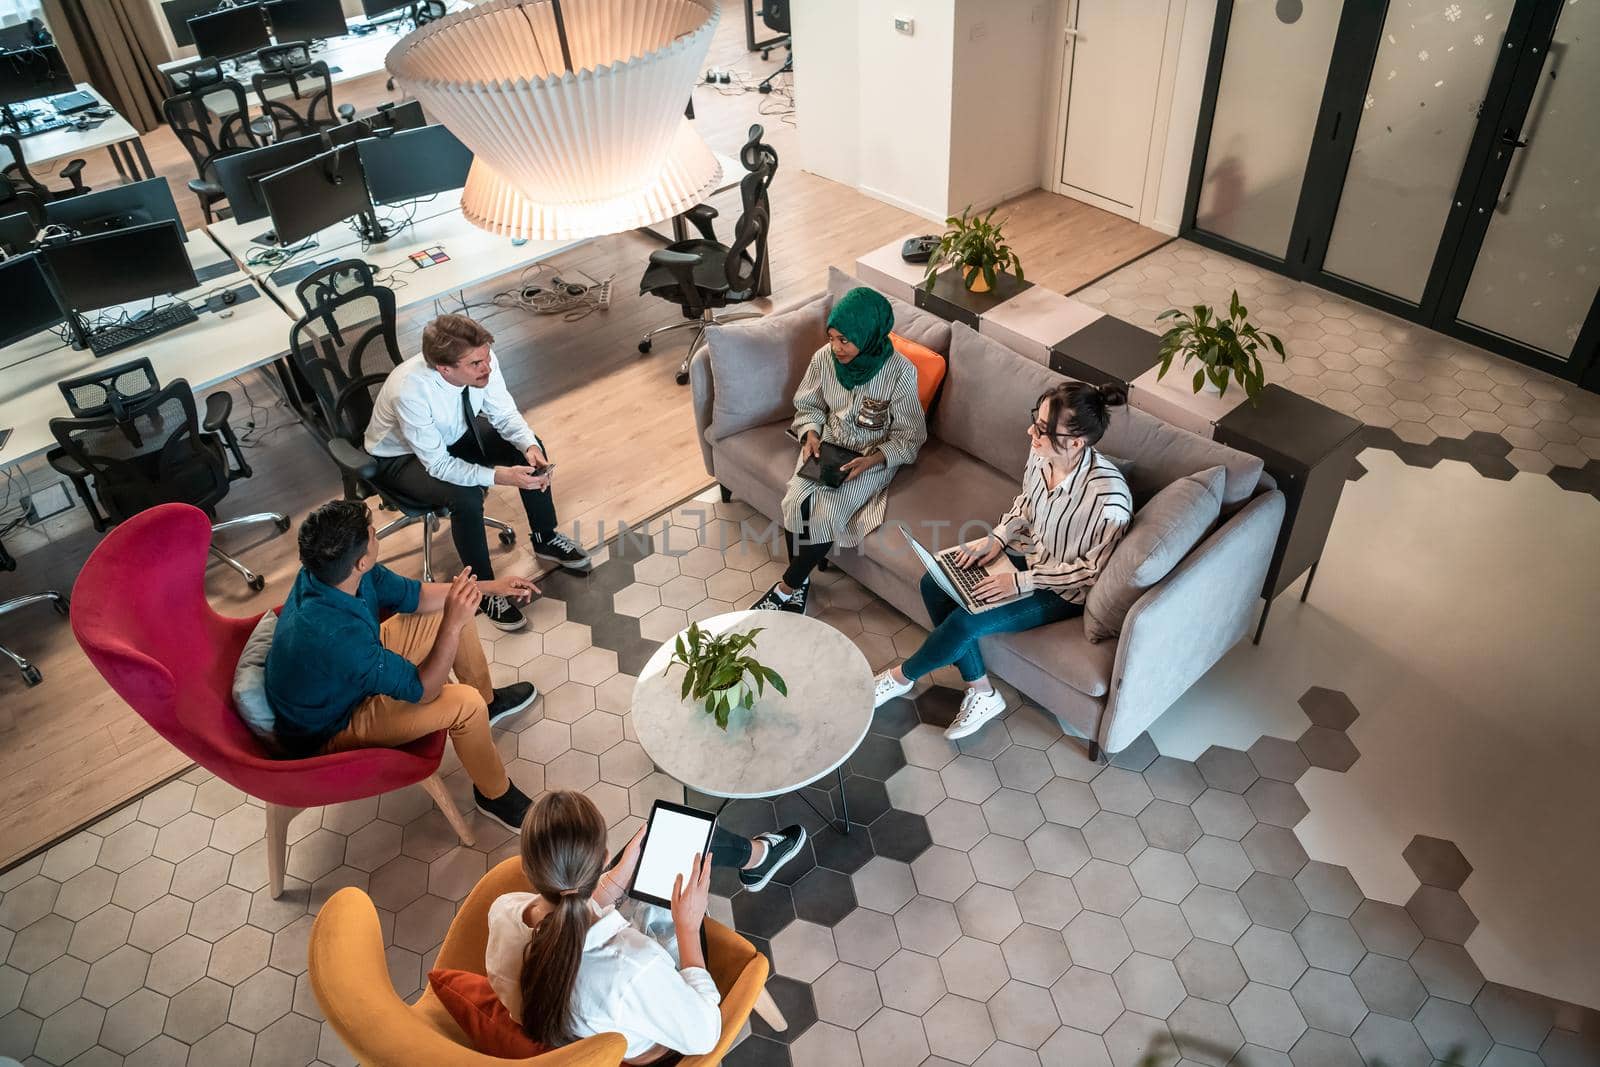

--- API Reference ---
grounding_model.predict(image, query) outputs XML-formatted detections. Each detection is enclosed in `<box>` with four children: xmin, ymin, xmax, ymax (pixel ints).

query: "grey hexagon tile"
<box><xmin>1123</xmin><ymin>897</ymin><xmax>1192</xmax><ymax>961</ymax></box>
<box><xmin>1187</xmin><ymin>836</ymin><xmax>1253</xmax><ymax>892</ymax></box>
<box><xmin>1130</xmin><ymin>849</ymin><xmax>1197</xmax><ymax>905</ymax></box>
<box><xmin>1180</xmin><ymin>885</ymin><xmax>1251</xmax><ymax>946</ymax></box>
<box><xmin>1406</xmin><ymin>885</ymin><xmax>1478</xmax><ymax>945</ymax></box>
<box><xmin>33</xmin><ymin>996</ymin><xmax>104</xmax><ymax>1064</ymax></box>
<box><xmin>1246</xmin><ymin>737</ymin><xmax>1308</xmax><ymax>784</ymax></box>
<box><xmin>1238</xmin><ymin>873</ymin><xmax>1308</xmax><ymax>932</ymax></box>
<box><xmin>1136</xmin><ymin>801</ymin><xmax>1203</xmax><ymax>853</ymax></box>
<box><xmin>1191</xmin><ymin>790</ymin><xmax>1256</xmax><ymax>841</ymax></box>
<box><xmin>1241</xmin><ymin>780</ymin><xmax>1307</xmax><ymax>828</ymax></box>
<box><xmin>857</xmin><ymin>1006</ymin><xmax>930</xmax><ymax>1063</ymax></box>
<box><xmin>1416</xmin><ymin>995</ymin><xmax>1494</xmax><ymax>1064</ymax></box>
<box><xmin>1144</xmin><ymin>758</ymin><xmax>1206</xmax><ymax>806</ymax></box>
<box><xmin>1353</xmin><ymin>1013</ymin><xmax>1431</xmax><ymax>1066</ymax></box>
<box><xmin>1196</xmin><ymin>747</ymin><xmax>1258</xmax><ymax>794</ymax></box>
<box><xmin>1040</xmin><ymin>1024</ymin><xmax>1113</xmax><ymax>1066</ymax></box>
<box><xmin>895</xmin><ymin>896</ymin><xmax>962</xmax><ymax>957</ymax></box>
<box><xmin>1025</xmin><ymin>824</ymin><xmax>1090</xmax><ymax>879</ymax></box>
<box><xmin>1170</xmin><ymin>995</ymin><xmax>1245</xmax><ymax>1066</ymax></box>
<box><xmin>878</xmin><ymin>947</ymin><xmax>947</xmax><ymax>1015</ymax></box>
<box><xmin>1293</xmin><ymin>913</ymin><xmax>1367</xmax><ymax>975</ymax></box>
<box><xmin>925</xmin><ymin>991</ymin><xmax>997</xmax><ymax>1062</ymax></box>
<box><xmin>853</xmin><ymin>857</ymin><xmax>916</xmax><ymax>915</ymax></box>
<box><xmin>22</xmin><ymin>955</ymin><xmax>89</xmax><ymax>1018</ymax></box>
<box><xmin>1038</xmin><ymin>778</ymin><xmax>1100</xmax><ymax>828</ymax></box>
<box><xmin>1352</xmin><ymin>899</ymin><xmax>1424</xmax><ymax>959</ymax></box>
<box><xmin>913</xmin><ymin>846</ymin><xmax>978</xmax><ymax>904</ymax></box>
<box><xmin>1473</xmin><ymin>982</ymin><xmax>1558</xmax><ymax>1051</ymax></box>
<box><xmin>1353</xmin><ymin>953</ymin><xmax>1427</xmax><ymax>1020</ymax></box>
<box><xmin>1083</xmin><ymin>811</ymin><xmax>1147</xmax><ymax>866</ymax></box>
<box><xmin>988</xmin><ymin>979</ymin><xmax>1058</xmax><ymax>1050</ymax></box>
<box><xmin>1298</xmin><ymin>688</ymin><xmax>1358</xmax><ymax>731</ymax></box>
<box><xmin>1240</xmin><ymin>825</ymin><xmax>1307</xmax><ymax>879</ymax></box>
<box><xmin>813</xmin><ymin>961</ymin><xmax>881</xmax><ymax>1028</ymax></box>
<box><xmin>969</xmin><ymin>835</ymin><xmax>1035</xmax><ymax>892</ymax></box>
<box><xmin>1235</xmin><ymin>925</ymin><xmax>1308</xmax><ymax>990</ymax></box>
<box><xmin>1113</xmin><ymin>952</ymin><xmax>1185</xmax><ymax>1019</ymax></box>
<box><xmin>1295</xmin><ymin>862</ymin><xmax>1363</xmax><ymax>919</ymax></box>
<box><xmin>831</xmin><ymin>908</ymin><xmax>899</xmax><ymax>970</ymax></box>
<box><xmin>1013</xmin><ymin>872</ymin><xmax>1081</xmax><ymax>931</ymax></box>
<box><xmin>165</xmin><ymin>975</ymin><xmax>230</xmax><ymax>1042</ymax></box>
<box><xmin>1104</xmin><ymin>1009</ymin><xmax>1174</xmax><ymax>1067</ymax></box>
<box><xmin>1410</xmin><ymin>938</ymin><xmax>1485</xmax><ymax>1004</ymax></box>
<box><xmin>1074</xmin><ymin>859</ymin><xmax>1139</xmax><ymax>917</ymax></box>
<box><xmin>1064</xmin><ymin>911</ymin><xmax>1133</xmax><ymax>973</ymax></box>
<box><xmin>1232</xmin><ymin>982</ymin><xmax>1307</xmax><ymax>1052</ymax></box>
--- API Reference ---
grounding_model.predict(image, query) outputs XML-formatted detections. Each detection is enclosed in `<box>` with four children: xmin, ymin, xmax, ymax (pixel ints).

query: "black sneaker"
<box><xmin>739</xmin><ymin>825</ymin><xmax>808</xmax><ymax>892</ymax></box>
<box><xmin>750</xmin><ymin>579</ymin><xmax>808</xmax><ymax>614</ymax></box>
<box><xmin>474</xmin><ymin>781</ymin><xmax>532</xmax><ymax>831</ymax></box>
<box><xmin>479</xmin><ymin>594</ymin><xmax>526</xmax><ymax>631</ymax></box>
<box><xmin>487</xmin><ymin>682</ymin><xmax>538</xmax><ymax>727</ymax></box>
<box><xmin>534</xmin><ymin>531</ymin><xmax>592</xmax><ymax>570</ymax></box>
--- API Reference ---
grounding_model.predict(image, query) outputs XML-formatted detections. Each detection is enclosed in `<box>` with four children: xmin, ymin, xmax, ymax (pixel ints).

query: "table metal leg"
<box><xmin>130</xmin><ymin>136</ymin><xmax>155</xmax><ymax>180</ymax></box>
<box><xmin>1252</xmin><ymin>596</ymin><xmax>1272</xmax><ymax>646</ymax></box>
<box><xmin>1300</xmin><ymin>560</ymin><xmax>1321</xmax><ymax>603</ymax></box>
<box><xmin>790</xmin><ymin>767</ymin><xmax>851</xmax><ymax>835</ymax></box>
<box><xmin>105</xmin><ymin>145</ymin><xmax>128</xmax><ymax>182</ymax></box>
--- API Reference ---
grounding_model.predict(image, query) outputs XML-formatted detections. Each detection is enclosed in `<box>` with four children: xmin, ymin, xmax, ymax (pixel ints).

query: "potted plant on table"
<box><xmin>921</xmin><ymin>205</ymin><xmax>1024</xmax><ymax>294</ymax></box>
<box><xmin>1155</xmin><ymin>289</ymin><xmax>1286</xmax><ymax>405</ymax></box>
<box><xmin>667</xmin><ymin>621</ymin><xmax>788</xmax><ymax>730</ymax></box>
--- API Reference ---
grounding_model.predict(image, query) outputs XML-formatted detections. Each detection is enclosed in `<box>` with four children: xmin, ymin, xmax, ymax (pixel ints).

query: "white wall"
<box><xmin>1149</xmin><ymin>0</ymin><xmax>1215</xmax><ymax>233</ymax></box>
<box><xmin>947</xmin><ymin>0</ymin><xmax>1054</xmax><ymax>215</ymax></box>
<box><xmin>792</xmin><ymin>0</ymin><xmax>957</xmax><ymax>221</ymax></box>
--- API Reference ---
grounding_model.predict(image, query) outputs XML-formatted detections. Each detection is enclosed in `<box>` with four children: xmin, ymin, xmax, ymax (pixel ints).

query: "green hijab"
<box><xmin>827</xmin><ymin>287</ymin><xmax>896</xmax><ymax>390</ymax></box>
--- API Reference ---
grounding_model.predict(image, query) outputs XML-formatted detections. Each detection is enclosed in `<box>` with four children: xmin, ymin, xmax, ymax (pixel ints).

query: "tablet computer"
<box><xmin>627</xmin><ymin>800</ymin><xmax>717</xmax><ymax>908</ymax></box>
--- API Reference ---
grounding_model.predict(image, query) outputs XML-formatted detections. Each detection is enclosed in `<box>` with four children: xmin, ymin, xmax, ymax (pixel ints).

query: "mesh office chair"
<box><xmin>1</xmin><ymin>131</ymin><xmax>89</xmax><ymax>202</ymax></box>
<box><xmin>0</xmin><ymin>538</ymin><xmax>68</xmax><ymax>687</ymax></box>
<box><xmin>163</xmin><ymin>72</ymin><xmax>266</xmax><ymax>223</ymax></box>
<box><xmin>757</xmin><ymin>0</ymin><xmax>792</xmax><ymax>91</ymax></box>
<box><xmin>287</xmin><ymin>261</ymin><xmax>516</xmax><ymax>580</ymax></box>
<box><xmin>251</xmin><ymin>44</ymin><xmax>356</xmax><ymax>141</ymax></box>
<box><xmin>45</xmin><ymin>358</ymin><xmax>289</xmax><ymax>591</ymax></box>
<box><xmin>639</xmin><ymin>124</ymin><xmax>777</xmax><ymax>385</ymax></box>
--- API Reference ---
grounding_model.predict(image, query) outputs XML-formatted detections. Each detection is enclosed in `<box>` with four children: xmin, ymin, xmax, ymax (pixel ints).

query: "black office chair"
<box><xmin>0</xmin><ymin>538</ymin><xmax>68</xmax><ymax>688</ymax></box>
<box><xmin>287</xmin><ymin>260</ymin><xmax>516</xmax><ymax>580</ymax></box>
<box><xmin>45</xmin><ymin>358</ymin><xmax>289</xmax><ymax>591</ymax></box>
<box><xmin>639</xmin><ymin>124</ymin><xmax>777</xmax><ymax>385</ymax></box>
<box><xmin>1</xmin><ymin>132</ymin><xmax>89</xmax><ymax>202</ymax></box>
<box><xmin>757</xmin><ymin>0</ymin><xmax>792</xmax><ymax>91</ymax></box>
<box><xmin>251</xmin><ymin>44</ymin><xmax>356</xmax><ymax>141</ymax></box>
<box><xmin>0</xmin><ymin>178</ymin><xmax>46</xmax><ymax>238</ymax></box>
<box><xmin>163</xmin><ymin>74</ymin><xmax>266</xmax><ymax>223</ymax></box>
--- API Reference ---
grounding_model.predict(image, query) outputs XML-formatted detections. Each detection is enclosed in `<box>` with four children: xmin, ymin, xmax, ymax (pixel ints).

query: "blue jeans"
<box><xmin>902</xmin><ymin>567</ymin><xmax>1084</xmax><ymax>683</ymax></box>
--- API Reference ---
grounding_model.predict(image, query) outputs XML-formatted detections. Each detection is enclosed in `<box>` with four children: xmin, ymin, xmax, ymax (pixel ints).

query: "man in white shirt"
<box><xmin>365</xmin><ymin>314</ymin><xmax>590</xmax><ymax>631</ymax></box>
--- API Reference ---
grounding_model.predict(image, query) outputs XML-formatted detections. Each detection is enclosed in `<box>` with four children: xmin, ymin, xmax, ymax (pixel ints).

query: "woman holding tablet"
<box><xmin>485</xmin><ymin>792</ymin><xmax>803</xmax><ymax>1062</ymax></box>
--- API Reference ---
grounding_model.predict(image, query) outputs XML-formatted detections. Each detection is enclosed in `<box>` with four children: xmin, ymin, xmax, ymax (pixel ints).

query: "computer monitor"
<box><xmin>44</xmin><ymin>178</ymin><xmax>187</xmax><ymax>242</ymax></box>
<box><xmin>0</xmin><ymin>252</ymin><xmax>64</xmax><ymax>347</ymax></box>
<box><xmin>360</xmin><ymin>98</ymin><xmax>426</xmax><ymax>134</ymax></box>
<box><xmin>161</xmin><ymin>0</ymin><xmax>221</xmax><ymax>48</ymax></box>
<box><xmin>42</xmin><ymin>221</ymin><xmax>199</xmax><ymax>314</ymax></box>
<box><xmin>211</xmin><ymin>129</ymin><xmax>330</xmax><ymax>225</ymax></box>
<box><xmin>267</xmin><ymin>0</ymin><xmax>347</xmax><ymax>43</ymax></box>
<box><xmin>0</xmin><ymin>210</ymin><xmax>37</xmax><ymax>254</ymax></box>
<box><xmin>260</xmin><ymin>146</ymin><xmax>373</xmax><ymax>244</ymax></box>
<box><xmin>358</xmin><ymin>124</ymin><xmax>473</xmax><ymax>206</ymax></box>
<box><xmin>189</xmin><ymin>5</ymin><xmax>271</xmax><ymax>61</ymax></box>
<box><xmin>361</xmin><ymin>0</ymin><xmax>413</xmax><ymax>16</ymax></box>
<box><xmin>0</xmin><ymin>45</ymin><xmax>75</xmax><ymax>109</ymax></box>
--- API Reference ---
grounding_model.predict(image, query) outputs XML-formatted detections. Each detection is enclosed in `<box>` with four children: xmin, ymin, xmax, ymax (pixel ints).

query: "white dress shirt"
<box><xmin>995</xmin><ymin>447</ymin><xmax>1133</xmax><ymax>601</ymax></box>
<box><xmin>485</xmin><ymin>892</ymin><xmax>722</xmax><ymax>1061</ymax></box>
<box><xmin>364</xmin><ymin>351</ymin><xmax>540</xmax><ymax>488</ymax></box>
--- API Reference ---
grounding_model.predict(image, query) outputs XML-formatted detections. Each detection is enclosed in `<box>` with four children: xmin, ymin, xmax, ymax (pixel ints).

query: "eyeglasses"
<box><xmin>1028</xmin><ymin>406</ymin><xmax>1075</xmax><ymax>442</ymax></box>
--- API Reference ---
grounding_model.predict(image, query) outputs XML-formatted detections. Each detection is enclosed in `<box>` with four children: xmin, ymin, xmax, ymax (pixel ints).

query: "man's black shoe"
<box><xmin>533</xmin><ymin>531</ymin><xmax>592</xmax><ymax>570</ymax></box>
<box><xmin>751</xmin><ymin>579</ymin><xmax>808</xmax><ymax>614</ymax></box>
<box><xmin>487</xmin><ymin>682</ymin><xmax>538</xmax><ymax>727</ymax></box>
<box><xmin>739</xmin><ymin>825</ymin><xmax>808</xmax><ymax>891</ymax></box>
<box><xmin>474</xmin><ymin>781</ymin><xmax>532</xmax><ymax>831</ymax></box>
<box><xmin>479</xmin><ymin>594</ymin><xmax>526</xmax><ymax>631</ymax></box>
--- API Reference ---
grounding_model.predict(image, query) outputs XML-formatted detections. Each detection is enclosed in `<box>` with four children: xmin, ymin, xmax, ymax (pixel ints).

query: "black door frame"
<box><xmin>1180</xmin><ymin>0</ymin><xmax>1597</xmax><ymax>388</ymax></box>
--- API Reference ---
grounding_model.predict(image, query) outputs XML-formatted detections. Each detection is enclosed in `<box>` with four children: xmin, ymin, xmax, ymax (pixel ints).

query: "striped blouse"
<box><xmin>995</xmin><ymin>448</ymin><xmax>1133</xmax><ymax>602</ymax></box>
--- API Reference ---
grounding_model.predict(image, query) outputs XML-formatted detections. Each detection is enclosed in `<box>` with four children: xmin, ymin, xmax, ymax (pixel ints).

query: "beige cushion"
<box><xmin>1084</xmin><ymin>466</ymin><xmax>1225</xmax><ymax>642</ymax></box>
<box><xmin>931</xmin><ymin>322</ymin><xmax>1060</xmax><ymax>477</ymax></box>
<box><xmin>1098</xmin><ymin>405</ymin><xmax>1262</xmax><ymax>510</ymax></box>
<box><xmin>986</xmin><ymin>616</ymin><xmax>1117</xmax><ymax>699</ymax></box>
<box><xmin>232</xmin><ymin>613</ymin><xmax>280</xmax><ymax>743</ymax></box>
<box><xmin>827</xmin><ymin>266</ymin><xmax>953</xmax><ymax>354</ymax></box>
<box><xmin>706</xmin><ymin>293</ymin><xmax>832</xmax><ymax>441</ymax></box>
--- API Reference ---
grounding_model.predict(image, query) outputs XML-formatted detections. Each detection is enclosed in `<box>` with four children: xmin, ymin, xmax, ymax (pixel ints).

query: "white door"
<box><xmin>1056</xmin><ymin>0</ymin><xmax>1173</xmax><ymax>219</ymax></box>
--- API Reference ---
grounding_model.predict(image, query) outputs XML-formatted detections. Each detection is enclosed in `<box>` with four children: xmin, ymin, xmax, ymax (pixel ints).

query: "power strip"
<box><xmin>23</xmin><ymin>481</ymin><xmax>73</xmax><ymax>524</ymax></box>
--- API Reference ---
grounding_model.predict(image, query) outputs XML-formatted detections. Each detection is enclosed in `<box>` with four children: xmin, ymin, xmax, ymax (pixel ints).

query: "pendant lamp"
<box><xmin>386</xmin><ymin>0</ymin><xmax>722</xmax><ymax>241</ymax></box>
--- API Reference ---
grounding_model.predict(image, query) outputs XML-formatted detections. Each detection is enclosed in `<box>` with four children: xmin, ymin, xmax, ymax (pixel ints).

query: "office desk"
<box><xmin>0</xmin><ymin>229</ymin><xmax>297</xmax><ymax>468</ymax></box>
<box><xmin>6</xmin><ymin>84</ymin><xmax>154</xmax><ymax>183</ymax></box>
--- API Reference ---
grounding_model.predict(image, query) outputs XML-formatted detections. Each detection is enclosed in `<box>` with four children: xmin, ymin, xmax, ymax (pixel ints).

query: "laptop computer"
<box><xmin>900</xmin><ymin>528</ymin><xmax>1027</xmax><ymax>615</ymax></box>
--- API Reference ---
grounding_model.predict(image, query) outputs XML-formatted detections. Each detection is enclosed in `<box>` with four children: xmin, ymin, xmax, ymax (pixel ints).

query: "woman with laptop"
<box><xmin>750</xmin><ymin>286</ymin><xmax>928</xmax><ymax>614</ymax></box>
<box><xmin>874</xmin><ymin>382</ymin><xmax>1135</xmax><ymax>741</ymax></box>
<box><xmin>484</xmin><ymin>791</ymin><xmax>804</xmax><ymax>1062</ymax></box>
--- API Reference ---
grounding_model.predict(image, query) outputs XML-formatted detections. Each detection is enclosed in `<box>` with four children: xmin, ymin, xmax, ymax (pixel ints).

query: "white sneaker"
<box><xmin>873</xmin><ymin>670</ymin><xmax>914</xmax><ymax>708</ymax></box>
<box><xmin>944</xmin><ymin>687</ymin><xmax>1006</xmax><ymax>740</ymax></box>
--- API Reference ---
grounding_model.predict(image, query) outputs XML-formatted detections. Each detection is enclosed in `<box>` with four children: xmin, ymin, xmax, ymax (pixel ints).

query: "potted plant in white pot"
<box><xmin>1155</xmin><ymin>290</ymin><xmax>1286</xmax><ymax>404</ymax></box>
<box><xmin>921</xmin><ymin>205</ymin><xmax>1024</xmax><ymax>294</ymax></box>
<box><xmin>667</xmin><ymin>621</ymin><xmax>787</xmax><ymax>730</ymax></box>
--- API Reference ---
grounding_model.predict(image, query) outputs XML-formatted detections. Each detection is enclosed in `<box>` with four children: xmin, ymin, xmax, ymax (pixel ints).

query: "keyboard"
<box><xmin>7</xmin><ymin>113</ymin><xmax>72</xmax><ymax>138</ymax></box>
<box><xmin>87</xmin><ymin>303</ymin><xmax>199</xmax><ymax>358</ymax></box>
<box><xmin>940</xmin><ymin>553</ymin><xmax>990</xmax><ymax>599</ymax></box>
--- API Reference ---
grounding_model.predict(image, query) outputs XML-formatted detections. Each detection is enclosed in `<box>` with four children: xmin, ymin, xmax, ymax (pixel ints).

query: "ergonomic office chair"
<box><xmin>638</xmin><ymin>124</ymin><xmax>777</xmax><ymax>385</ymax></box>
<box><xmin>757</xmin><ymin>0</ymin><xmax>792</xmax><ymax>92</ymax></box>
<box><xmin>46</xmin><ymin>358</ymin><xmax>289</xmax><ymax>591</ymax></box>
<box><xmin>0</xmin><ymin>537</ymin><xmax>68</xmax><ymax>687</ymax></box>
<box><xmin>163</xmin><ymin>73</ymin><xmax>266</xmax><ymax>223</ymax></box>
<box><xmin>251</xmin><ymin>44</ymin><xmax>356</xmax><ymax>141</ymax></box>
<box><xmin>287</xmin><ymin>260</ymin><xmax>516</xmax><ymax>580</ymax></box>
<box><xmin>1</xmin><ymin>132</ymin><xmax>89</xmax><ymax>202</ymax></box>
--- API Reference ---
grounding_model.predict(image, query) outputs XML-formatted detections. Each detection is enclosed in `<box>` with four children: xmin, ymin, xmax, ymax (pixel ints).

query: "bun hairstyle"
<box><xmin>518</xmin><ymin>791</ymin><xmax>608</xmax><ymax>1047</ymax></box>
<box><xmin>1037</xmin><ymin>381</ymin><xmax>1128</xmax><ymax>448</ymax></box>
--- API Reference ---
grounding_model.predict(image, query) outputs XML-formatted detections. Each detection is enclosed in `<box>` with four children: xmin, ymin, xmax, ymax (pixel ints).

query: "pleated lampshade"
<box><xmin>386</xmin><ymin>0</ymin><xmax>722</xmax><ymax>241</ymax></box>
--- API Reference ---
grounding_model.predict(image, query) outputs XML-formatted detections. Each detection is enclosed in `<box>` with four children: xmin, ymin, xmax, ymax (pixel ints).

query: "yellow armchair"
<box><xmin>309</xmin><ymin>856</ymin><xmax>770</xmax><ymax>1067</ymax></box>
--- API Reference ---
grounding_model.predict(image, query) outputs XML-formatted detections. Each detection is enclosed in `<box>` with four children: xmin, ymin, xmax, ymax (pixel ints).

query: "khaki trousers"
<box><xmin>323</xmin><ymin>612</ymin><xmax>510</xmax><ymax>797</ymax></box>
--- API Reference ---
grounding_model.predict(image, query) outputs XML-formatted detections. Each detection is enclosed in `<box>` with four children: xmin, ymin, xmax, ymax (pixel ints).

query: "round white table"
<box><xmin>631</xmin><ymin>610</ymin><xmax>876</xmax><ymax>831</ymax></box>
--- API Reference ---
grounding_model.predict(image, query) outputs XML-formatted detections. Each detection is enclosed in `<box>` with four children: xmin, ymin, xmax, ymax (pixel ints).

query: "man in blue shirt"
<box><xmin>266</xmin><ymin>500</ymin><xmax>541</xmax><ymax>829</ymax></box>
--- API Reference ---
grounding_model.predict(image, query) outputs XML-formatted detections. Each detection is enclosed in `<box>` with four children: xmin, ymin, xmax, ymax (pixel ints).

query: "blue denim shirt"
<box><xmin>265</xmin><ymin>564</ymin><xmax>422</xmax><ymax>756</ymax></box>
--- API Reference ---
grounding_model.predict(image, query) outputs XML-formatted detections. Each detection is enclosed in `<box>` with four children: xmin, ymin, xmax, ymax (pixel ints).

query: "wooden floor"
<box><xmin>0</xmin><ymin>1</ymin><xmax>1167</xmax><ymax>869</ymax></box>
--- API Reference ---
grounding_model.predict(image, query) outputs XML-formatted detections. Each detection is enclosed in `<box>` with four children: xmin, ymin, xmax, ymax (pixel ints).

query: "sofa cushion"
<box><xmin>706</xmin><ymin>293</ymin><xmax>832</xmax><ymax>442</ymax></box>
<box><xmin>231</xmin><ymin>613</ymin><xmax>280</xmax><ymax>745</ymax></box>
<box><xmin>864</xmin><ymin>440</ymin><xmax>1022</xmax><ymax>588</ymax></box>
<box><xmin>1098</xmin><ymin>404</ymin><xmax>1263</xmax><ymax>510</ymax></box>
<box><xmin>711</xmin><ymin>421</ymin><xmax>802</xmax><ymax>502</ymax></box>
<box><xmin>890</xmin><ymin>331</ymin><xmax>946</xmax><ymax>412</ymax></box>
<box><xmin>1085</xmin><ymin>466</ymin><xmax>1225</xmax><ymax>643</ymax></box>
<box><xmin>426</xmin><ymin>968</ymin><xmax>547</xmax><ymax>1058</ymax></box>
<box><xmin>828</xmin><ymin>266</ymin><xmax>952</xmax><ymax>354</ymax></box>
<box><xmin>931</xmin><ymin>322</ymin><xmax>1060</xmax><ymax>478</ymax></box>
<box><xmin>988</xmin><ymin>615</ymin><xmax>1117</xmax><ymax>699</ymax></box>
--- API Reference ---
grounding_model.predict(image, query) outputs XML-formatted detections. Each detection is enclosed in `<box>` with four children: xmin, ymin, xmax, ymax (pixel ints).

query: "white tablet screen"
<box><xmin>634</xmin><ymin>807</ymin><xmax>714</xmax><ymax>902</ymax></box>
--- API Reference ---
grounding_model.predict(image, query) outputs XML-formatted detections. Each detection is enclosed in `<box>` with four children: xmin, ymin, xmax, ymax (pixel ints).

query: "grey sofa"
<box><xmin>688</xmin><ymin>274</ymin><xmax>1284</xmax><ymax>757</ymax></box>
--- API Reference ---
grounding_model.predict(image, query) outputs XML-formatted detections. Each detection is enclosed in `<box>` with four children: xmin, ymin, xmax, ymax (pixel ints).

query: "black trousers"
<box><xmin>373</xmin><ymin>419</ymin><xmax>557</xmax><ymax>581</ymax></box>
<box><xmin>782</xmin><ymin>496</ymin><xmax>831</xmax><ymax>589</ymax></box>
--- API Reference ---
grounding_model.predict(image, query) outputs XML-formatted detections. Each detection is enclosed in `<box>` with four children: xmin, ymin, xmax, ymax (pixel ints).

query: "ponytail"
<box><xmin>1037</xmin><ymin>380</ymin><xmax>1126</xmax><ymax>447</ymax></box>
<box><xmin>517</xmin><ymin>791</ymin><xmax>607</xmax><ymax>1047</ymax></box>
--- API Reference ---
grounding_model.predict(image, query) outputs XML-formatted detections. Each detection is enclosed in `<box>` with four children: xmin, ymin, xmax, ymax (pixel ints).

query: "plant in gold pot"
<box><xmin>667</xmin><ymin>622</ymin><xmax>787</xmax><ymax>730</ymax></box>
<box><xmin>921</xmin><ymin>205</ymin><xmax>1024</xmax><ymax>294</ymax></box>
<box><xmin>1155</xmin><ymin>290</ymin><xmax>1285</xmax><ymax>404</ymax></box>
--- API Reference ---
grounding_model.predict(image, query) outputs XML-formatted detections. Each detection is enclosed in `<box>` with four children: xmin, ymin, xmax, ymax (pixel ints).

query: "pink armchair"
<box><xmin>71</xmin><ymin>502</ymin><xmax>474</xmax><ymax>897</ymax></box>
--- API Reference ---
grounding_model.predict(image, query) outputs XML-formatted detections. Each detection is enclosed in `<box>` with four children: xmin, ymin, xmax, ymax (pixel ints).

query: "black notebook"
<box><xmin>798</xmin><ymin>441</ymin><xmax>863</xmax><ymax>489</ymax></box>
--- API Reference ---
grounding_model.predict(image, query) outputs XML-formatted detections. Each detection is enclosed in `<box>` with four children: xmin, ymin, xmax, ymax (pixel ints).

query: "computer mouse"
<box><xmin>219</xmin><ymin>308</ymin><xmax>234</xmax><ymax>319</ymax></box>
<box><xmin>221</xmin><ymin>289</ymin><xmax>238</xmax><ymax>306</ymax></box>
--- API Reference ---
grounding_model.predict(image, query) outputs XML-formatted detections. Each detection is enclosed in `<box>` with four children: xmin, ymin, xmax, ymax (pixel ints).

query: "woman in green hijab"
<box><xmin>753</xmin><ymin>287</ymin><xmax>928</xmax><ymax>613</ymax></box>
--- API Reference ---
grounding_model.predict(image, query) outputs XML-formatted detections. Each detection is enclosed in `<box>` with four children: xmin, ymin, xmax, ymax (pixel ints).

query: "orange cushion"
<box><xmin>890</xmin><ymin>331</ymin><xmax>947</xmax><ymax>412</ymax></box>
<box><xmin>428</xmin><ymin>968</ymin><xmax>549</xmax><ymax>1059</ymax></box>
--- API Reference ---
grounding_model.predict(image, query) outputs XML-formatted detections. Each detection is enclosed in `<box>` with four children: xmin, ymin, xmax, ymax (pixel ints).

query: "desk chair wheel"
<box><xmin>52</xmin><ymin>596</ymin><xmax>70</xmax><ymax>616</ymax></box>
<box><xmin>21</xmin><ymin>665</ymin><xmax>41</xmax><ymax>688</ymax></box>
<box><xmin>638</xmin><ymin>338</ymin><xmax>652</xmax><ymax>353</ymax></box>
<box><xmin>675</xmin><ymin>356</ymin><xmax>691</xmax><ymax>386</ymax></box>
<box><xmin>498</xmin><ymin>529</ymin><xmax>516</xmax><ymax>547</ymax></box>
<box><xmin>248</xmin><ymin>574</ymin><xmax>266</xmax><ymax>592</ymax></box>
<box><xmin>274</xmin><ymin>516</ymin><xmax>291</xmax><ymax>533</ymax></box>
